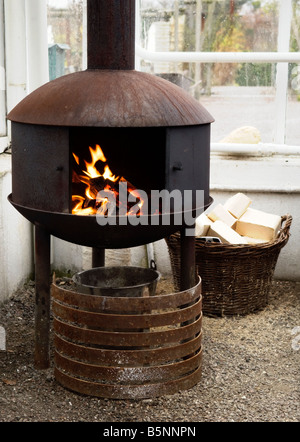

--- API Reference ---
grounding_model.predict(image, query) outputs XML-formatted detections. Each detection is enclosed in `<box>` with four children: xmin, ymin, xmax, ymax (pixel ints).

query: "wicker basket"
<box><xmin>166</xmin><ymin>214</ymin><xmax>292</xmax><ymax>317</ymax></box>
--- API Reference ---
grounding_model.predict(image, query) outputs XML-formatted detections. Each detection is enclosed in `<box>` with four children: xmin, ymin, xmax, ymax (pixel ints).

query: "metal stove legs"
<box><xmin>92</xmin><ymin>232</ymin><xmax>196</xmax><ymax>288</ymax></box>
<box><xmin>34</xmin><ymin>224</ymin><xmax>51</xmax><ymax>369</ymax></box>
<box><xmin>180</xmin><ymin>226</ymin><xmax>196</xmax><ymax>291</ymax></box>
<box><xmin>92</xmin><ymin>247</ymin><xmax>105</xmax><ymax>267</ymax></box>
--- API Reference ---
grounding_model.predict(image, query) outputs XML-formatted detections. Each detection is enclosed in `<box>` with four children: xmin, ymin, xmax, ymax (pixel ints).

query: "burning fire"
<box><xmin>72</xmin><ymin>144</ymin><xmax>145</xmax><ymax>216</ymax></box>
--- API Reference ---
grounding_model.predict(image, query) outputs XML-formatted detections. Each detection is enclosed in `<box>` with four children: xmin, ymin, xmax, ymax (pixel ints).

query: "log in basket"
<box><xmin>166</xmin><ymin>215</ymin><xmax>292</xmax><ymax>317</ymax></box>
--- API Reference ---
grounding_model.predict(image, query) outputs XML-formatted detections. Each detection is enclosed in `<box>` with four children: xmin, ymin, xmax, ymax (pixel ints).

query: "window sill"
<box><xmin>211</xmin><ymin>142</ymin><xmax>300</xmax><ymax>157</ymax></box>
<box><xmin>210</xmin><ymin>152</ymin><xmax>300</xmax><ymax>194</ymax></box>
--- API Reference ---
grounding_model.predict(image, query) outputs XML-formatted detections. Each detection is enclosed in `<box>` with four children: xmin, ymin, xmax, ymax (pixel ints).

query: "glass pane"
<box><xmin>291</xmin><ymin>0</ymin><xmax>300</xmax><ymax>52</ymax></box>
<box><xmin>199</xmin><ymin>62</ymin><xmax>277</xmax><ymax>143</ymax></box>
<box><xmin>138</xmin><ymin>1</ymin><xmax>282</xmax><ymax>95</ymax></box>
<box><xmin>288</xmin><ymin>2</ymin><xmax>300</xmax><ymax>145</ymax></box>
<box><xmin>47</xmin><ymin>0</ymin><xmax>84</xmax><ymax>79</ymax></box>
<box><xmin>287</xmin><ymin>63</ymin><xmax>300</xmax><ymax>145</ymax></box>
<box><xmin>139</xmin><ymin>0</ymin><xmax>280</xmax><ymax>54</ymax></box>
<box><xmin>138</xmin><ymin>1</ymin><xmax>300</xmax><ymax>147</ymax></box>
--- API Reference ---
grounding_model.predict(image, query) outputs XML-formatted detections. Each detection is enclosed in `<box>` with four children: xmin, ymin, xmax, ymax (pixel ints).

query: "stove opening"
<box><xmin>71</xmin><ymin>143</ymin><xmax>147</xmax><ymax>216</ymax></box>
<box><xmin>70</xmin><ymin>127</ymin><xmax>166</xmax><ymax>217</ymax></box>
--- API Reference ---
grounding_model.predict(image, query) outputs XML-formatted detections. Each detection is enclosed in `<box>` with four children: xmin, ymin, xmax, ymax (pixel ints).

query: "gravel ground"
<box><xmin>0</xmin><ymin>277</ymin><xmax>299</xmax><ymax>423</ymax></box>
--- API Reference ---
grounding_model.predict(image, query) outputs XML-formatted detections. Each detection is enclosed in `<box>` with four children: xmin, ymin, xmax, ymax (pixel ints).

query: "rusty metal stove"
<box><xmin>7</xmin><ymin>0</ymin><xmax>213</xmax><ymax>383</ymax></box>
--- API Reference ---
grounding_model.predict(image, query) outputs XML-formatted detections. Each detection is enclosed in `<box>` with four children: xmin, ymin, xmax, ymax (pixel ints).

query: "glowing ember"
<box><xmin>72</xmin><ymin>144</ymin><xmax>145</xmax><ymax>216</ymax></box>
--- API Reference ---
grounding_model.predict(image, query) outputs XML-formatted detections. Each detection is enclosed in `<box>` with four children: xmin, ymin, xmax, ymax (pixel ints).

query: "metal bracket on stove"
<box><xmin>146</xmin><ymin>243</ymin><xmax>157</xmax><ymax>270</ymax></box>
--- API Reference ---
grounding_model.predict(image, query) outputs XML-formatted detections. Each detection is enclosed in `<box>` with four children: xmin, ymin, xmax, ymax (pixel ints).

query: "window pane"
<box><xmin>47</xmin><ymin>0</ymin><xmax>84</xmax><ymax>79</ymax></box>
<box><xmin>199</xmin><ymin>63</ymin><xmax>277</xmax><ymax>143</ymax></box>
<box><xmin>139</xmin><ymin>0</ymin><xmax>280</xmax><ymax>54</ymax></box>
<box><xmin>45</xmin><ymin>1</ymin><xmax>300</xmax><ymax>147</ymax></box>
<box><xmin>288</xmin><ymin>2</ymin><xmax>300</xmax><ymax>145</ymax></box>
<box><xmin>139</xmin><ymin>1</ymin><xmax>300</xmax><ymax>147</ymax></box>
<box><xmin>286</xmin><ymin>62</ymin><xmax>300</xmax><ymax>146</ymax></box>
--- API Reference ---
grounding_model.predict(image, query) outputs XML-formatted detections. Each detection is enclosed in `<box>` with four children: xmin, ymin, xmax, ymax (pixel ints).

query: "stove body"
<box><xmin>10</xmin><ymin>119</ymin><xmax>211</xmax><ymax>249</ymax></box>
<box><xmin>7</xmin><ymin>0</ymin><xmax>213</xmax><ymax>368</ymax></box>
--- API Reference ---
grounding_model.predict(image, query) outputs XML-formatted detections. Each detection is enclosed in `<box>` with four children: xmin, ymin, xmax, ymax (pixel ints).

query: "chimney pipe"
<box><xmin>87</xmin><ymin>0</ymin><xmax>135</xmax><ymax>70</ymax></box>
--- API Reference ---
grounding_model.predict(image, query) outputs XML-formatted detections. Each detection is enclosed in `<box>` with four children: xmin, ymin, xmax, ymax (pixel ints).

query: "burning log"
<box><xmin>71</xmin><ymin>145</ymin><xmax>144</xmax><ymax>215</ymax></box>
<box><xmin>87</xmin><ymin>176</ymin><xmax>111</xmax><ymax>199</ymax></box>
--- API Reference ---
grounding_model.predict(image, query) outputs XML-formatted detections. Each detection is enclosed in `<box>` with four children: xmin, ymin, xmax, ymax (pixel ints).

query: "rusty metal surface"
<box><xmin>54</xmin><ymin>350</ymin><xmax>202</xmax><ymax>384</ymax></box>
<box><xmin>54</xmin><ymin>356</ymin><xmax>202</xmax><ymax>400</ymax></box>
<box><xmin>52</xmin><ymin>277</ymin><xmax>201</xmax><ymax>313</ymax></box>
<box><xmin>54</xmin><ymin>333</ymin><xmax>202</xmax><ymax>367</ymax></box>
<box><xmin>53</xmin><ymin>315</ymin><xmax>202</xmax><ymax>348</ymax></box>
<box><xmin>8</xmin><ymin>194</ymin><xmax>212</xmax><ymax>249</ymax></box>
<box><xmin>87</xmin><ymin>0</ymin><xmax>135</xmax><ymax>70</ymax></box>
<box><xmin>7</xmin><ymin>70</ymin><xmax>214</xmax><ymax>128</ymax></box>
<box><xmin>52</xmin><ymin>297</ymin><xmax>201</xmax><ymax>330</ymax></box>
<box><xmin>73</xmin><ymin>266</ymin><xmax>160</xmax><ymax>298</ymax></box>
<box><xmin>52</xmin><ymin>276</ymin><xmax>202</xmax><ymax>399</ymax></box>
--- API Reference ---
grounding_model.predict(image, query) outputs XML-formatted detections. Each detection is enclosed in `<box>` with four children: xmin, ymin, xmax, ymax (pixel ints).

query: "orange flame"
<box><xmin>72</xmin><ymin>144</ymin><xmax>144</xmax><ymax>216</ymax></box>
<box><xmin>72</xmin><ymin>195</ymin><xmax>96</xmax><ymax>215</ymax></box>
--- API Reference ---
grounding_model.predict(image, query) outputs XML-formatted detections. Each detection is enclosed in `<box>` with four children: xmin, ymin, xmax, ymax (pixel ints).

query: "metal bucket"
<box><xmin>52</xmin><ymin>270</ymin><xmax>202</xmax><ymax>399</ymax></box>
<box><xmin>73</xmin><ymin>266</ymin><xmax>160</xmax><ymax>297</ymax></box>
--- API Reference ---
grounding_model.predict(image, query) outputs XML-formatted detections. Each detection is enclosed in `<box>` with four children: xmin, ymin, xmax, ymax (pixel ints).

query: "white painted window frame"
<box><xmin>0</xmin><ymin>0</ymin><xmax>8</xmax><ymax>152</ymax></box>
<box><xmin>136</xmin><ymin>0</ymin><xmax>300</xmax><ymax>156</ymax></box>
<box><xmin>0</xmin><ymin>0</ymin><xmax>48</xmax><ymax>154</ymax></box>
